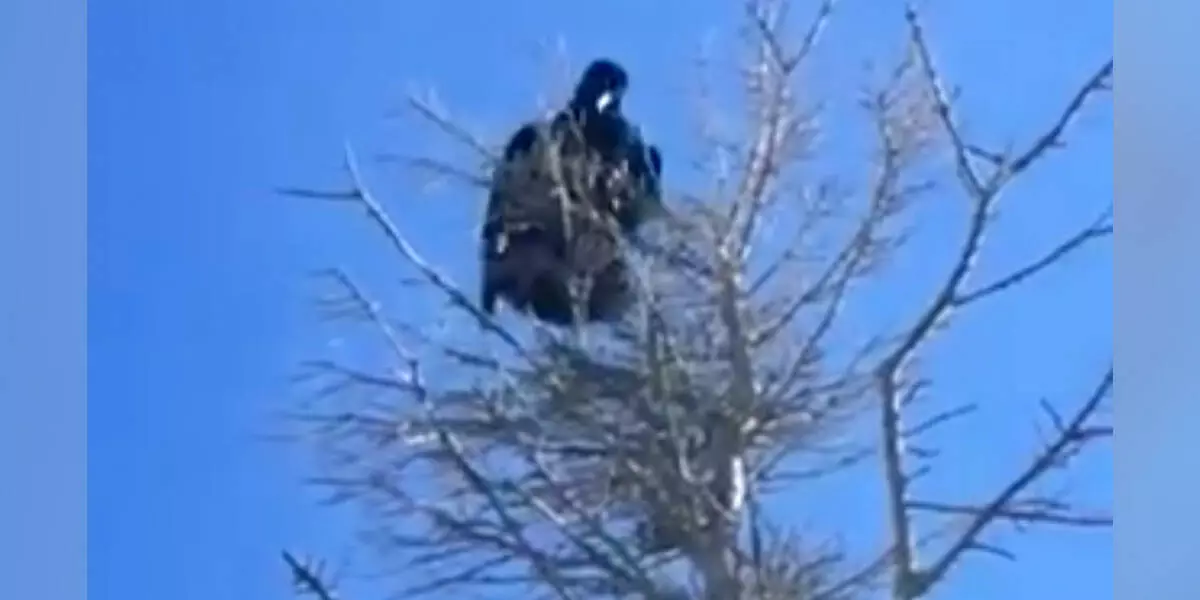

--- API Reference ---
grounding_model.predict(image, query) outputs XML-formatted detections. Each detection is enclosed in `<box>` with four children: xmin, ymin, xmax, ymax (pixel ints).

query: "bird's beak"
<box><xmin>595</xmin><ymin>91</ymin><xmax>614</xmax><ymax>113</ymax></box>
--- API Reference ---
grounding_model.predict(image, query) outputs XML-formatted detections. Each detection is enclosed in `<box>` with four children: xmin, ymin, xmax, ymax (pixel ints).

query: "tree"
<box><xmin>282</xmin><ymin>1</ymin><xmax>1112</xmax><ymax>598</ymax></box>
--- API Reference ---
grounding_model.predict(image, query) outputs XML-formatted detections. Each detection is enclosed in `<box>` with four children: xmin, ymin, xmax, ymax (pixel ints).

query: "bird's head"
<box><xmin>573</xmin><ymin>59</ymin><xmax>629</xmax><ymax>115</ymax></box>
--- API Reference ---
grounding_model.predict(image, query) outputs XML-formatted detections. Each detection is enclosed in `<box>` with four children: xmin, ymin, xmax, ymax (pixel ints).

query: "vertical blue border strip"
<box><xmin>0</xmin><ymin>0</ymin><xmax>87</xmax><ymax>597</ymax></box>
<box><xmin>1116</xmin><ymin>0</ymin><xmax>1200</xmax><ymax>599</ymax></box>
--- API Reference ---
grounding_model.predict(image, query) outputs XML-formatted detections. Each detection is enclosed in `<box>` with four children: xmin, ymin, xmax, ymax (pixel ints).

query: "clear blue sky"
<box><xmin>88</xmin><ymin>1</ymin><xmax>1111</xmax><ymax>598</ymax></box>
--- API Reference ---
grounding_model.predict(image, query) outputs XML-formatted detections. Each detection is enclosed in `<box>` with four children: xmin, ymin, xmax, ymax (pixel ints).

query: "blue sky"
<box><xmin>88</xmin><ymin>1</ymin><xmax>1111</xmax><ymax>598</ymax></box>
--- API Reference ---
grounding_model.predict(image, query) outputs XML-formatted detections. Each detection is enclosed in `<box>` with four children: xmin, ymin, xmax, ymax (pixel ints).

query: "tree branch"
<box><xmin>1002</xmin><ymin>61</ymin><xmax>1114</xmax><ymax>180</ymax></box>
<box><xmin>283</xmin><ymin>551</ymin><xmax>341</xmax><ymax>600</ymax></box>
<box><xmin>955</xmin><ymin>207</ymin><xmax>1112</xmax><ymax>307</ymax></box>
<box><xmin>906</xmin><ymin>500</ymin><xmax>1112</xmax><ymax>528</ymax></box>
<box><xmin>916</xmin><ymin>367</ymin><xmax>1112</xmax><ymax>595</ymax></box>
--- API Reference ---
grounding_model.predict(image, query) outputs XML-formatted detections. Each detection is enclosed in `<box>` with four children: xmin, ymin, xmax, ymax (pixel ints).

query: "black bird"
<box><xmin>478</xmin><ymin>124</ymin><xmax>563</xmax><ymax>318</ymax></box>
<box><xmin>549</xmin><ymin>59</ymin><xmax>665</xmax><ymax>234</ymax></box>
<box><xmin>479</xmin><ymin>58</ymin><xmax>664</xmax><ymax>325</ymax></box>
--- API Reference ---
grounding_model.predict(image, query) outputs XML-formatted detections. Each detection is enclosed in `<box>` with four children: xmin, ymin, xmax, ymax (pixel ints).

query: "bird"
<box><xmin>478</xmin><ymin>123</ymin><xmax>557</xmax><ymax>318</ymax></box>
<box><xmin>479</xmin><ymin>58</ymin><xmax>664</xmax><ymax>326</ymax></box>
<box><xmin>548</xmin><ymin>59</ymin><xmax>665</xmax><ymax>234</ymax></box>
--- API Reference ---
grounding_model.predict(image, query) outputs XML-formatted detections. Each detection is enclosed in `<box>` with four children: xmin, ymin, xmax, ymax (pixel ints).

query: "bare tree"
<box><xmin>282</xmin><ymin>1</ymin><xmax>1112</xmax><ymax>599</ymax></box>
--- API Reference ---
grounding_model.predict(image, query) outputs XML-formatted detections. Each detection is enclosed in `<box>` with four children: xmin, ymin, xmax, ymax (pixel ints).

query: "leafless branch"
<box><xmin>375</xmin><ymin>153</ymin><xmax>492</xmax><ymax>190</ymax></box>
<box><xmin>403</xmin><ymin>91</ymin><xmax>499</xmax><ymax>163</ymax></box>
<box><xmin>1003</xmin><ymin>61</ymin><xmax>1114</xmax><ymax>179</ymax></box>
<box><xmin>280</xmin><ymin>146</ymin><xmax>535</xmax><ymax>364</ymax></box>
<box><xmin>284</xmin><ymin>551</ymin><xmax>342</xmax><ymax>600</ymax></box>
<box><xmin>906</xmin><ymin>500</ymin><xmax>1112</xmax><ymax>528</ymax></box>
<box><xmin>871</xmin><ymin>10</ymin><xmax>1112</xmax><ymax>599</ymax></box>
<box><xmin>914</xmin><ymin>368</ymin><xmax>1112</xmax><ymax>595</ymax></box>
<box><xmin>955</xmin><ymin>207</ymin><xmax>1113</xmax><ymax>306</ymax></box>
<box><xmin>900</xmin><ymin>403</ymin><xmax>977</xmax><ymax>439</ymax></box>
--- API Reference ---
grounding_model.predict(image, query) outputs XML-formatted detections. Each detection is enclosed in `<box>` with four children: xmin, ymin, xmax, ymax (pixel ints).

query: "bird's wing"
<box><xmin>482</xmin><ymin>123</ymin><xmax>543</xmax><ymax>314</ymax></box>
<box><xmin>502</xmin><ymin>122</ymin><xmax>544</xmax><ymax>161</ymax></box>
<box><xmin>487</xmin><ymin>121</ymin><xmax>547</xmax><ymax>227</ymax></box>
<box><xmin>619</xmin><ymin>124</ymin><xmax>660</xmax><ymax>178</ymax></box>
<box><xmin>486</xmin><ymin>119</ymin><xmax>580</xmax><ymax>251</ymax></box>
<box><xmin>646</xmin><ymin>144</ymin><xmax>663</xmax><ymax>177</ymax></box>
<box><xmin>625</xmin><ymin>136</ymin><xmax>670</xmax><ymax>223</ymax></box>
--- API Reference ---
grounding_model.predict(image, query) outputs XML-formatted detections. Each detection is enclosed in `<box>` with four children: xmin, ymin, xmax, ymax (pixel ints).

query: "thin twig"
<box><xmin>907</xmin><ymin>500</ymin><xmax>1112</xmax><ymax>528</ymax></box>
<box><xmin>955</xmin><ymin>208</ymin><xmax>1113</xmax><ymax>306</ymax></box>
<box><xmin>916</xmin><ymin>368</ymin><xmax>1112</xmax><ymax>595</ymax></box>
<box><xmin>283</xmin><ymin>551</ymin><xmax>340</xmax><ymax>600</ymax></box>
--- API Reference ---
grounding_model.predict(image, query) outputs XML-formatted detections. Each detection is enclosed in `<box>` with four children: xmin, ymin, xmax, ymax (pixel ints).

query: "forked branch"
<box><xmin>915</xmin><ymin>368</ymin><xmax>1112</xmax><ymax>595</ymax></box>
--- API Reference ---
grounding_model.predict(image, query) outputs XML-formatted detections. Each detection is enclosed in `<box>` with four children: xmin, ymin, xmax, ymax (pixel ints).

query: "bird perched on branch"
<box><xmin>549</xmin><ymin>59</ymin><xmax>665</xmax><ymax>232</ymax></box>
<box><xmin>480</xmin><ymin>58</ymin><xmax>666</xmax><ymax>325</ymax></box>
